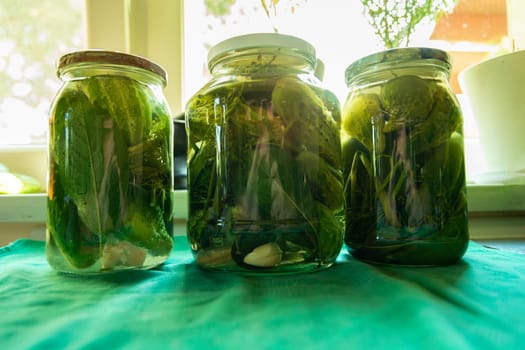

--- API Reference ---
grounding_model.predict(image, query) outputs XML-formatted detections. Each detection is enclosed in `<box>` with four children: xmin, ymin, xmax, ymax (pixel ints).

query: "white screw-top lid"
<box><xmin>207</xmin><ymin>33</ymin><xmax>317</xmax><ymax>70</ymax></box>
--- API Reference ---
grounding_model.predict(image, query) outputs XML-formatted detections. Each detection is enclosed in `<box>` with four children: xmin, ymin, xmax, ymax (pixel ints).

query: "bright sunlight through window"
<box><xmin>0</xmin><ymin>0</ymin><xmax>84</xmax><ymax>145</ymax></box>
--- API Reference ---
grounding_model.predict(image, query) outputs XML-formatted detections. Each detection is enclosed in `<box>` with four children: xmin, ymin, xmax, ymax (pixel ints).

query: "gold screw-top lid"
<box><xmin>57</xmin><ymin>50</ymin><xmax>168</xmax><ymax>86</ymax></box>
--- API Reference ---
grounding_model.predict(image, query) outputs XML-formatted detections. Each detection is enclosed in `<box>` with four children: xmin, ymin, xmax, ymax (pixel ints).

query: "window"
<box><xmin>0</xmin><ymin>0</ymin><xmax>85</xmax><ymax>146</ymax></box>
<box><xmin>0</xmin><ymin>0</ymin><xmax>85</xmax><ymax>192</ymax></box>
<box><xmin>1</xmin><ymin>0</ymin><xmax>524</xmax><ymax>225</ymax></box>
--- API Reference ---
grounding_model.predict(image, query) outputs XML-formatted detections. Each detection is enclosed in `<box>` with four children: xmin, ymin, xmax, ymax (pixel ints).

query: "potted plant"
<box><xmin>360</xmin><ymin>0</ymin><xmax>458</xmax><ymax>48</ymax></box>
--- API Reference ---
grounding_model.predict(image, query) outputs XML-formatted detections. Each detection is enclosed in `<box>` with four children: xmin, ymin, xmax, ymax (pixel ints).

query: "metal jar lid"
<box><xmin>345</xmin><ymin>47</ymin><xmax>451</xmax><ymax>86</ymax></box>
<box><xmin>207</xmin><ymin>33</ymin><xmax>317</xmax><ymax>71</ymax></box>
<box><xmin>57</xmin><ymin>50</ymin><xmax>168</xmax><ymax>86</ymax></box>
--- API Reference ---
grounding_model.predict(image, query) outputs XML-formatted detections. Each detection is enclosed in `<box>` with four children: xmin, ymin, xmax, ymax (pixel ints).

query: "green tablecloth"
<box><xmin>1</xmin><ymin>237</ymin><xmax>524</xmax><ymax>349</ymax></box>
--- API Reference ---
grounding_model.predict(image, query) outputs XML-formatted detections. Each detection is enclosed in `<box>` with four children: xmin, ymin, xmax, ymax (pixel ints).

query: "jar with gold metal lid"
<box><xmin>46</xmin><ymin>50</ymin><xmax>174</xmax><ymax>273</ymax></box>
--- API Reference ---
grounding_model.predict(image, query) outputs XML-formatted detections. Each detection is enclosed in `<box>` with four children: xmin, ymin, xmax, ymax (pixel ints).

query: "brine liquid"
<box><xmin>187</xmin><ymin>78</ymin><xmax>344</xmax><ymax>273</ymax></box>
<box><xmin>46</xmin><ymin>76</ymin><xmax>174</xmax><ymax>273</ymax></box>
<box><xmin>342</xmin><ymin>78</ymin><xmax>469</xmax><ymax>265</ymax></box>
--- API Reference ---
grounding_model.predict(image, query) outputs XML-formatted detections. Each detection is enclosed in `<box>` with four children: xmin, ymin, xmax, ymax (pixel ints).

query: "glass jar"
<box><xmin>342</xmin><ymin>48</ymin><xmax>469</xmax><ymax>265</ymax></box>
<box><xmin>186</xmin><ymin>33</ymin><xmax>343</xmax><ymax>273</ymax></box>
<box><xmin>46</xmin><ymin>50</ymin><xmax>174</xmax><ymax>273</ymax></box>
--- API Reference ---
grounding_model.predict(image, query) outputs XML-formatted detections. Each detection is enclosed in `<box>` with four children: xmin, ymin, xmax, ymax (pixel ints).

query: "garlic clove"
<box><xmin>243</xmin><ymin>242</ymin><xmax>282</xmax><ymax>267</ymax></box>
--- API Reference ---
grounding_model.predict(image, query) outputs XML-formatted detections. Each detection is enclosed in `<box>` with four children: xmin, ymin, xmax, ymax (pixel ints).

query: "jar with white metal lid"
<box><xmin>186</xmin><ymin>33</ymin><xmax>343</xmax><ymax>273</ymax></box>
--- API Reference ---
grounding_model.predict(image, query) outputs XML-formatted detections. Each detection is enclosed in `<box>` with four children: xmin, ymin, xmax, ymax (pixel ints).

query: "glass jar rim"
<box><xmin>207</xmin><ymin>33</ymin><xmax>317</xmax><ymax>71</ymax></box>
<box><xmin>345</xmin><ymin>47</ymin><xmax>451</xmax><ymax>86</ymax></box>
<box><xmin>57</xmin><ymin>50</ymin><xmax>168</xmax><ymax>85</ymax></box>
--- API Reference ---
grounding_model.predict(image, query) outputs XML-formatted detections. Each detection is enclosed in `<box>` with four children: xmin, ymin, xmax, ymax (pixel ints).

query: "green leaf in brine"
<box><xmin>47</xmin><ymin>168</ymin><xmax>101</xmax><ymax>269</ymax></box>
<box><xmin>54</xmin><ymin>88</ymin><xmax>124</xmax><ymax>236</ymax></box>
<box><xmin>79</xmin><ymin>76</ymin><xmax>152</xmax><ymax>146</ymax></box>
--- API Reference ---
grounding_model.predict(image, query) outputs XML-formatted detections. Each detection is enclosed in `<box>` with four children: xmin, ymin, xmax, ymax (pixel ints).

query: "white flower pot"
<box><xmin>459</xmin><ymin>50</ymin><xmax>525</xmax><ymax>184</ymax></box>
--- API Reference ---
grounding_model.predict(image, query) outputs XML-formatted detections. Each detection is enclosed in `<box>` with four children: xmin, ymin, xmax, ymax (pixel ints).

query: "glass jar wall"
<box><xmin>46</xmin><ymin>50</ymin><xmax>174</xmax><ymax>273</ymax></box>
<box><xmin>342</xmin><ymin>48</ymin><xmax>469</xmax><ymax>265</ymax></box>
<box><xmin>186</xmin><ymin>33</ymin><xmax>344</xmax><ymax>274</ymax></box>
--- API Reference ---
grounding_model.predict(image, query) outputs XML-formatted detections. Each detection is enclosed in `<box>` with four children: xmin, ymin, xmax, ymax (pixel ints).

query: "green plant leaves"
<box><xmin>54</xmin><ymin>89</ymin><xmax>114</xmax><ymax>235</ymax></box>
<box><xmin>361</xmin><ymin>0</ymin><xmax>458</xmax><ymax>48</ymax></box>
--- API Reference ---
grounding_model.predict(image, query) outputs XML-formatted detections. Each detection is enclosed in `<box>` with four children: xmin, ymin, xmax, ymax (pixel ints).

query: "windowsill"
<box><xmin>0</xmin><ymin>145</ymin><xmax>48</xmax><ymax>189</ymax></box>
<box><xmin>0</xmin><ymin>191</ymin><xmax>188</xmax><ymax>223</ymax></box>
<box><xmin>466</xmin><ymin>184</ymin><xmax>525</xmax><ymax>212</ymax></box>
<box><xmin>1</xmin><ymin>186</ymin><xmax>524</xmax><ymax>241</ymax></box>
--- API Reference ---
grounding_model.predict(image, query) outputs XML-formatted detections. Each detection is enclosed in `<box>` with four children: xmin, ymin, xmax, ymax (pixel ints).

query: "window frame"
<box><xmin>86</xmin><ymin>0</ymin><xmax>184</xmax><ymax>115</ymax></box>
